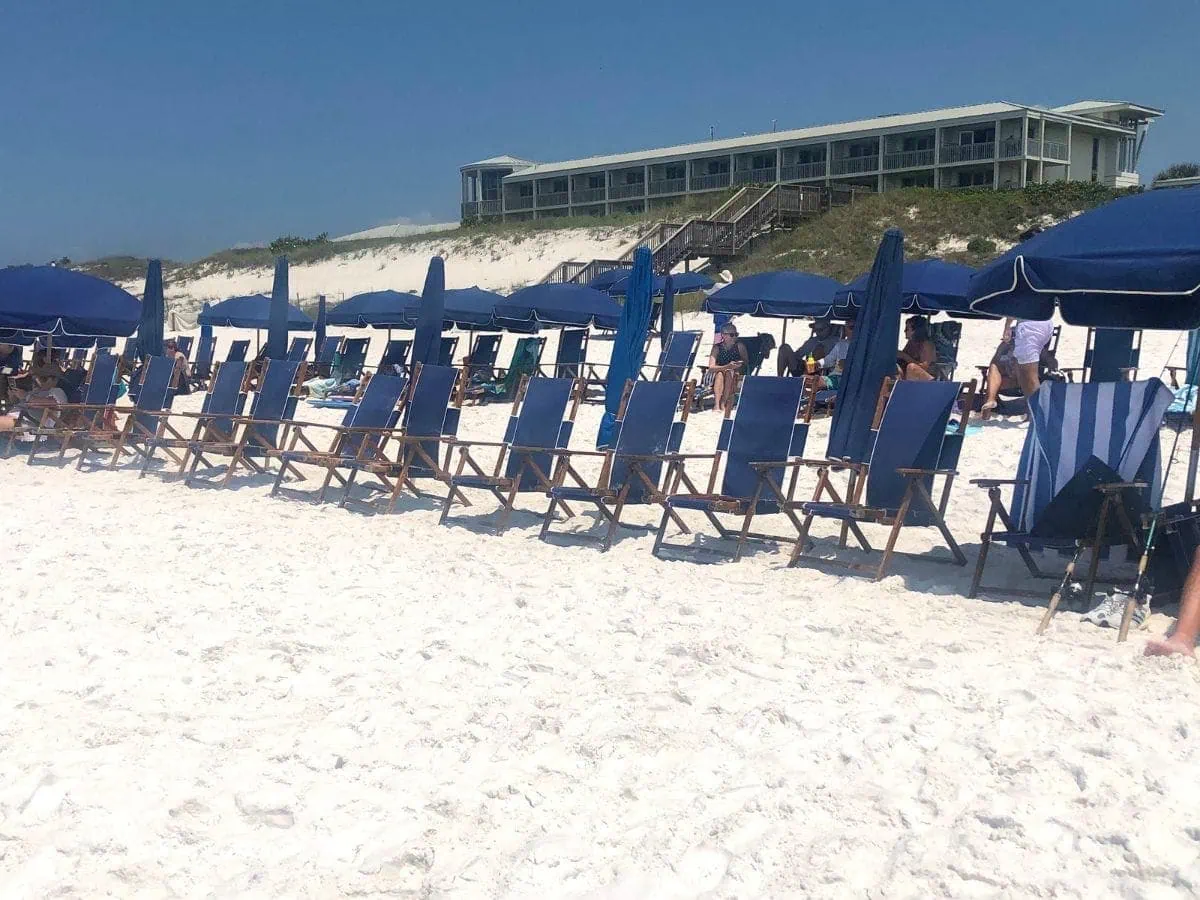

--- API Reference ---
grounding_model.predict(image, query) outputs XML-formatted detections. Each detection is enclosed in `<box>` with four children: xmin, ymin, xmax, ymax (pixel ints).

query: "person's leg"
<box><xmin>905</xmin><ymin>363</ymin><xmax>933</xmax><ymax>382</ymax></box>
<box><xmin>1146</xmin><ymin>546</ymin><xmax>1200</xmax><ymax>656</ymax></box>
<box><xmin>776</xmin><ymin>344</ymin><xmax>797</xmax><ymax>377</ymax></box>
<box><xmin>981</xmin><ymin>362</ymin><xmax>1004</xmax><ymax>418</ymax></box>
<box><xmin>0</xmin><ymin>414</ymin><xmax>16</xmax><ymax>431</ymax></box>
<box><xmin>1016</xmin><ymin>361</ymin><xmax>1040</xmax><ymax>398</ymax></box>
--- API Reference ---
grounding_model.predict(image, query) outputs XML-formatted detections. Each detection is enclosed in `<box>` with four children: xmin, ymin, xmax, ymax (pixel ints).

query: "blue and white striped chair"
<box><xmin>969</xmin><ymin>378</ymin><xmax>1174</xmax><ymax>607</ymax></box>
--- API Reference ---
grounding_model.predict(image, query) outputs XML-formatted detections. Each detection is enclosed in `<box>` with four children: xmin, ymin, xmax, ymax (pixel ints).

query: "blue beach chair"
<box><xmin>287</xmin><ymin>337</ymin><xmax>312</xmax><ymax>362</ymax></box>
<box><xmin>464</xmin><ymin>334</ymin><xmax>502</xmax><ymax>379</ymax></box>
<box><xmin>77</xmin><ymin>356</ymin><xmax>177</xmax><ymax>471</ymax></box>
<box><xmin>20</xmin><ymin>351</ymin><xmax>120</xmax><ymax>463</ymax></box>
<box><xmin>190</xmin><ymin>332</ymin><xmax>217</xmax><ymax>387</ymax></box>
<box><xmin>225</xmin><ymin>339</ymin><xmax>250</xmax><ymax>363</ymax></box>
<box><xmin>466</xmin><ymin>336</ymin><xmax>547</xmax><ymax>403</ymax></box>
<box><xmin>784</xmin><ymin>379</ymin><xmax>974</xmax><ymax>581</ymax></box>
<box><xmin>175</xmin><ymin>336</ymin><xmax>194</xmax><ymax>360</ymax></box>
<box><xmin>652</xmin><ymin>376</ymin><xmax>814</xmax><ymax>561</ymax></box>
<box><xmin>1062</xmin><ymin>328</ymin><xmax>1141</xmax><ymax>383</ymax></box>
<box><xmin>645</xmin><ymin>330</ymin><xmax>701</xmax><ymax>383</ymax></box>
<box><xmin>336</xmin><ymin>338</ymin><xmax>370</xmax><ymax>381</ymax></box>
<box><xmin>440</xmin><ymin>375</ymin><xmax>584</xmax><ymax>532</ymax></box>
<box><xmin>539</xmin><ymin>379</ymin><xmax>695</xmax><ymax>551</ymax></box>
<box><xmin>969</xmin><ymin>378</ymin><xmax>1173</xmax><ymax>626</ymax></box>
<box><xmin>378</xmin><ymin>339</ymin><xmax>412</xmax><ymax>375</ymax></box>
<box><xmin>313</xmin><ymin>336</ymin><xmax>340</xmax><ymax>377</ymax></box>
<box><xmin>439</xmin><ymin>336</ymin><xmax>459</xmax><ymax>368</ymax></box>
<box><xmin>141</xmin><ymin>361</ymin><xmax>248</xmax><ymax>479</ymax></box>
<box><xmin>544</xmin><ymin>329</ymin><xmax>589</xmax><ymax>378</ymax></box>
<box><xmin>270</xmin><ymin>373</ymin><xmax>409</xmax><ymax>503</ymax></box>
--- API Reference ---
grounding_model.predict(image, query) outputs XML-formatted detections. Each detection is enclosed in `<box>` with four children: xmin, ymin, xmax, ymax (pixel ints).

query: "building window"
<box><xmin>751</xmin><ymin>153</ymin><xmax>775</xmax><ymax>170</ymax></box>
<box><xmin>901</xmin><ymin>135</ymin><xmax>933</xmax><ymax>152</ymax></box>
<box><xmin>588</xmin><ymin>174</ymin><xmax>604</xmax><ymax>190</ymax></box>
<box><xmin>664</xmin><ymin>163</ymin><xmax>685</xmax><ymax>180</ymax></box>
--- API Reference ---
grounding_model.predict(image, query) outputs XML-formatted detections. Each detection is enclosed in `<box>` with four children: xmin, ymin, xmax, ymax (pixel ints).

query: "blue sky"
<box><xmin>1</xmin><ymin>0</ymin><xmax>1196</xmax><ymax>265</ymax></box>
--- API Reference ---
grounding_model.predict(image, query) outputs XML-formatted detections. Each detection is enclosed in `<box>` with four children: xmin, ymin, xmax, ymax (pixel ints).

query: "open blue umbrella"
<box><xmin>412</xmin><ymin>257</ymin><xmax>445</xmax><ymax>369</ymax></box>
<box><xmin>660</xmin><ymin>275</ymin><xmax>675</xmax><ymax>347</ymax></box>
<box><xmin>314</xmin><ymin>295</ymin><xmax>327</xmax><ymax>356</ymax></box>
<box><xmin>827</xmin><ymin>228</ymin><xmax>905</xmax><ymax>462</ymax></box>
<box><xmin>0</xmin><ymin>265</ymin><xmax>141</xmax><ymax>337</ymax></box>
<box><xmin>969</xmin><ymin>186</ymin><xmax>1200</xmax><ymax>328</ymax></box>
<box><xmin>133</xmin><ymin>259</ymin><xmax>166</xmax><ymax>360</ymax></box>
<box><xmin>607</xmin><ymin>271</ymin><xmax>714</xmax><ymax>297</ymax></box>
<box><xmin>598</xmin><ymin>246</ymin><xmax>654</xmax><ymax>448</ymax></box>
<box><xmin>198</xmin><ymin>294</ymin><xmax>314</xmax><ymax>330</ymax></box>
<box><xmin>705</xmin><ymin>271</ymin><xmax>844</xmax><ymax>318</ymax></box>
<box><xmin>326</xmin><ymin>290</ymin><xmax>418</xmax><ymax>327</ymax></box>
<box><xmin>443</xmin><ymin>287</ymin><xmax>506</xmax><ymax>329</ymax></box>
<box><xmin>265</xmin><ymin>256</ymin><xmax>289</xmax><ymax>359</ymax></box>
<box><xmin>587</xmin><ymin>268</ymin><xmax>632</xmax><ymax>293</ymax></box>
<box><xmin>835</xmin><ymin>259</ymin><xmax>990</xmax><ymax>319</ymax></box>
<box><xmin>498</xmin><ymin>283</ymin><xmax>621</xmax><ymax>330</ymax></box>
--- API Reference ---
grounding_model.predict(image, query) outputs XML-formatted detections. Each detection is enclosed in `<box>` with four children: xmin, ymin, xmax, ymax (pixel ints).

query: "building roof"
<box><xmin>459</xmin><ymin>155</ymin><xmax>537</xmax><ymax>171</ymax></box>
<box><xmin>1052</xmin><ymin>100</ymin><xmax>1165</xmax><ymax>118</ymax></box>
<box><xmin>1152</xmin><ymin>176</ymin><xmax>1200</xmax><ymax>190</ymax></box>
<box><xmin>494</xmin><ymin>100</ymin><xmax>1148</xmax><ymax>181</ymax></box>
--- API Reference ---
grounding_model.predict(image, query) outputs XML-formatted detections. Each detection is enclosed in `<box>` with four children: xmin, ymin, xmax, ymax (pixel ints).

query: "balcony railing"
<box><xmin>882</xmin><ymin>149</ymin><xmax>934</xmax><ymax>170</ymax></box>
<box><xmin>830</xmin><ymin>155</ymin><xmax>879</xmax><ymax>176</ymax></box>
<box><xmin>940</xmin><ymin>142</ymin><xmax>995</xmax><ymax>164</ymax></box>
<box><xmin>571</xmin><ymin>187</ymin><xmax>606</xmax><ymax>205</ymax></box>
<box><xmin>780</xmin><ymin>161</ymin><xmax>826</xmax><ymax>181</ymax></box>
<box><xmin>463</xmin><ymin>199</ymin><xmax>503</xmax><ymax>218</ymax></box>
<box><xmin>610</xmin><ymin>182</ymin><xmax>645</xmax><ymax>200</ymax></box>
<box><xmin>690</xmin><ymin>172</ymin><xmax>731</xmax><ymax>191</ymax></box>
<box><xmin>1042</xmin><ymin>140</ymin><xmax>1069</xmax><ymax>161</ymax></box>
<box><xmin>998</xmin><ymin>139</ymin><xmax>1025</xmax><ymax>160</ymax></box>
<box><xmin>732</xmin><ymin>167</ymin><xmax>777</xmax><ymax>186</ymax></box>
<box><xmin>535</xmin><ymin>191</ymin><xmax>568</xmax><ymax>208</ymax></box>
<box><xmin>648</xmin><ymin>178</ymin><xmax>686</xmax><ymax>196</ymax></box>
<box><xmin>506</xmin><ymin>194</ymin><xmax>534</xmax><ymax>211</ymax></box>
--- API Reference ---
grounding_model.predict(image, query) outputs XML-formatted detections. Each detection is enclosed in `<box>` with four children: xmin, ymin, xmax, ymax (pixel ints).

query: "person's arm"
<box><xmin>734</xmin><ymin>340</ymin><xmax>750</xmax><ymax>372</ymax></box>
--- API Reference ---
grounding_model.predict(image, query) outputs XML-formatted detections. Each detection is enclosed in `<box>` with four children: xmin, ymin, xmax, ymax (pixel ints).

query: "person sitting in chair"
<box><xmin>778</xmin><ymin>318</ymin><xmax>836</xmax><ymax>377</ymax></box>
<box><xmin>0</xmin><ymin>367</ymin><xmax>68</xmax><ymax>432</ymax></box>
<box><xmin>897</xmin><ymin>316</ymin><xmax>936</xmax><ymax>381</ymax></box>
<box><xmin>708</xmin><ymin>322</ymin><xmax>749</xmax><ymax>413</ymax></box>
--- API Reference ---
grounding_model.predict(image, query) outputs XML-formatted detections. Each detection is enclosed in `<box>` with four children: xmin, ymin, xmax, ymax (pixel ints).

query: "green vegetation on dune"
<box><xmin>735</xmin><ymin>181</ymin><xmax>1135</xmax><ymax>282</ymax></box>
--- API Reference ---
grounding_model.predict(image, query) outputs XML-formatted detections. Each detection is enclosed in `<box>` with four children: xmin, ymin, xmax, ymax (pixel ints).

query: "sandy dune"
<box><xmin>3</xmin><ymin>317</ymin><xmax>1200</xmax><ymax>898</ymax></box>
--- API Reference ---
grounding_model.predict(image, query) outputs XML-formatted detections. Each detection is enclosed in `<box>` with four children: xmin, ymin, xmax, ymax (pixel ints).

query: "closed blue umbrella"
<box><xmin>412</xmin><ymin>256</ymin><xmax>446</xmax><ymax>368</ymax></box>
<box><xmin>969</xmin><ymin>186</ymin><xmax>1200</xmax><ymax>328</ymax></box>
<box><xmin>498</xmin><ymin>283</ymin><xmax>621</xmax><ymax>330</ymax></box>
<box><xmin>0</xmin><ymin>265</ymin><xmax>141</xmax><ymax>336</ymax></box>
<box><xmin>705</xmin><ymin>271</ymin><xmax>844</xmax><ymax>318</ymax></box>
<box><xmin>660</xmin><ymin>274</ymin><xmax>675</xmax><ymax>346</ymax></box>
<box><xmin>266</xmin><ymin>256</ymin><xmax>289</xmax><ymax>359</ymax></box>
<box><xmin>835</xmin><ymin>260</ymin><xmax>989</xmax><ymax>319</ymax></box>
<box><xmin>197</xmin><ymin>295</ymin><xmax>314</xmax><ymax>330</ymax></box>
<box><xmin>828</xmin><ymin>228</ymin><xmax>905</xmax><ymax>462</ymax></box>
<box><xmin>199</xmin><ymin>302</ymin><xmax>213</xmax><ymax>360</ymax></box>
<box><xmin>598</xmin><ymin>246</ymin><xmax>654</xmax><ymax>448</ymax></box>
<box><xmin>133</xmin><ymin>259</ymin><xmax>166</xmax><ymax>360</ymax></box>
<box><xmin>315</xmin><ymin>295</ymin><xmax>327</xmax><ymax>357</ymax></box>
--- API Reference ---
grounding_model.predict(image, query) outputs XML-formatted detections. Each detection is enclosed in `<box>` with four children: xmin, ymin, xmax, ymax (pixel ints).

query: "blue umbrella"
<box><xmin>0</xmin><ymin>265</ymin><xmax>141</xmax><ymax>336</ymax></box>
<box><xmin>443</xmin><ymin>287</ymin><xmax>506</xmax><ymax>329</ymax></box>
<box><xmin>498</xmin><ymin>283</ymin><xmax>622</xmax><ymax>330</ymax></box>
<box><xmin>198</xmin><ymin>295</ymin><xmax>314</xmax><ymax>330</ymax></box>
<box><xmin>660</xmin><ymin>275</ymin><xmax>675</xmax><ymax>347</ymax></box>
<box><xmin>266</xmin><ymin>256</ymin><xmax>289</xmax><ymax>359</ymax></box>
<box><xmin>412</xmin><ymin>257</ymin><xmax>446</xmax><ymax>368</ymax></box>
<box><xmin>315</xmin><ymin>295</ymin><xmax>327</xmax><ymax>356</ymax></box>
<box><xmin>969</xmin><ymin>186</ymin><xmax>1200</xmax><ymax>328</ymax></box>
<box><xmin>606</xmin><ymin>271</ymin><xmax>714</xmax><ymax>297</ymax></box>
<box><xmin>587</xmin><ymin>268</ymin><xmax>632</xmax><ymax>293</ymax></box>
<box><xmin>133</xmin><ymin>259</ymin><xmax>166</xmax><ymax>360</ymax></box>
<box><xmin>705</xmin><ymin>271</ymin><xmax>844</xmax><ymax>318</ymax></box>
<box><xmin>598</xmin><ymin>246</ymin><xmax>654</xmax><ymax>448</ymax></box>
<box><xmin>326</xmin><ymin>290</ymin><xmax>418</xmax><ymax>327</ymax></box>
<box><xmin>0</xmin><ymin>330</ymin><xmax>115</xmax><ymax>349</ymax></box>
<box><xmin>827</xmin><ymin>228</ymin><xmax>905</xmax><ymax>462</ymax></box>
<box><xmin>835</xmin><ymin>260</ymin><xmax>990</xmax><ymax>319</ymax></box>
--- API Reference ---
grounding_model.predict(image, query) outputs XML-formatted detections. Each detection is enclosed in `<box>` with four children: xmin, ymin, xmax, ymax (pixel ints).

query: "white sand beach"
<box><xmin>4</xmin><ymin>317</ymin><xmax>1200</xmax><ymax>898</ymax></box>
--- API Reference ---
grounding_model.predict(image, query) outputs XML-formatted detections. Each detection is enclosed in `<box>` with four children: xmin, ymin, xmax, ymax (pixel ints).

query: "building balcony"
<box><xmin>571</xmin><ymin>187</ymin><xmax>606</xmax><ymax>205</ymax></box>
<box><xmin>505</xmin><ymin>194</ymin><xmax>534</xmax><ymax>211</ymax></box>
<box><xmin>690</xmin><ymin>172</ymin><xmax>731</xmax><ymax>191</ymax></box>
<box><xmin>882</xmin><ymin>149</ymin><xmax>934</xmax><ymax>170</ymax></box>
<box><xmin>998</xmin><ymin>139</ymin><xmax>1026</xmax><ymax>160</ymax></box>
<box><xmin>732</xmin><ymin>167</ymin><xmax>777</xmax><ymax>186</ymax></box>
<box><xmin>1042</xmin><ymin>140</ymin><xmax>1070</xmax><ymax>162</ymax></box>
<box><xmin>536</xmin><ymin>191</ymin><xmax>568</xmax><ymax>208</ymax></box>
<box><xmin>830</xmin><ymin>155</ymin><xmax>879</xmax><ymax>176</ymax></box>
<box><xmin>939</xmin><ymin>142</ymin><xmax>995</xmax><ymax>164</ymax></box>
<box><xmin>461</xmin><ymin>199</ymin><xmax>503</xmax><ymax>218</ymax></box>
<box><xmin>648</xmin><ymin>178</ymin><xmax>686</xmax><ymax>196</ymax></box>
<box><xmin>609</xmin><ymin>182</ymin><xmax>645</xmax><ymax>200</ymax></box>
<box><xmin>780</xmin><ymin>161</ymin><xmax>827</xmax><ymax>181</ymax></box>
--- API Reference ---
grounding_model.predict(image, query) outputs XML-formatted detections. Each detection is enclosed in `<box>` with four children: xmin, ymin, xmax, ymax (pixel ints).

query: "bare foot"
<box><xmin>1144</xmin><ymin>635</ymin><xmax>1197</xmax><ymax>657</ymax></box>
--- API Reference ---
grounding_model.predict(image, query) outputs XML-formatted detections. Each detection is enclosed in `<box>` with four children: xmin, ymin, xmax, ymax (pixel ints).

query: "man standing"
<box><xmin>1011</xmin><ymin>318</ymin><xmax>1055</xmax><ymax>398</ymax></box>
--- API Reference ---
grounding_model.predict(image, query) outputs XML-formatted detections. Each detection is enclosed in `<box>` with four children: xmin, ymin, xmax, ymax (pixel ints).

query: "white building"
<box><xmin>459</xmin><ymin>99</ymin><xmax>1161</xmax><ymax>222</ymax></box>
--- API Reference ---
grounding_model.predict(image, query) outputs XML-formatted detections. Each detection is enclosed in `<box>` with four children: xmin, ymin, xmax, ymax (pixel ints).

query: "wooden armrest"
<box><xmin>896</xmin><ymin>467</ymin><xmax>959</xmax><ymax>477</ymax></box>
<box><xmin>509</xmin><ymin>446</ymin><xmax>605</xmax><ymax>458</ymax></box>
<box><xmin>1095</xmin><ymin>481</ymin><xmax>1147</xmax><ymax>493</ymax></box>
<box><xmin>447</xmin><ymin>438</ymin><xmax>507</xmax><ymax>449</ymax></box>
<box><xmin>783</xmin><ymin>457</ymin><xmax>868</xmax><ymax>471</ymax></box>
<box><xmin>970</xmin><ymin>478</ymin><xmax>1028</xmax><ymax>487</ymax></box>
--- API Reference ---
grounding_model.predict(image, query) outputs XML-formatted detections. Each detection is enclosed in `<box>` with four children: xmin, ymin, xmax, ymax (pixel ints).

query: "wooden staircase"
<box><xmin>539</xmin><ymin>183</ymin><xmax>862</xmax><ymax>285</ymax></box>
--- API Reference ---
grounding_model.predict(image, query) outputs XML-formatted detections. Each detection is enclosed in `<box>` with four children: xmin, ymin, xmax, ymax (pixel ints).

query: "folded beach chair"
<box><xmin>19</xmin><ymin>351</ymin><xmax>120</xmax><ymax>464</ymax></box>
<box><xmin>77</xmin><ymin>356</ymin><xmax>177</xmax><ymax>471</ymax></box>
<box><xmin>225</xmin><ymin>339</ymin><xmax>251</xmax><ymax>363</ymax></box>
<box><xmin>336</xmin><ymin>338</ymin><xmax>370</xmax><ymax>381</ymax></box>
<box><xmin>183</xmin><ymin>359</ymin><xmax>306</xmax><ymax>488</ymax></box>
<box><xmin>140</xmin><ymin>361</ymin><xmax>248</xmax><ymax>479</ymax></box>
<box><xmin>539</xmin><ymin>379</ymin><xmax>695</xmax><ymax>551</ymax></box>
<box><xmin>270</xmin><ymin>372</ymin><xmax>408</xmax><ymax>503</ymax></box>
<box><xmin>378</xmin><ymin>339</ymin><xmax>412</xmax><ymax>375</ymax></box>
<box><xmin>644</xmin><ymin>330</ymin><xmax>701</xmax><ymax>383</ymax></box>
<box><xmin>312</xmin><ymin>336</ymin><xmax>340</xmax><ymax>377</ymax></box>
<box><xmin>440</xmin><ymin>375</ymin><xmax>584</xmax><ymax>532</ymax></box>
<box><xmin>341</xmin><ymin>363</ymin><xmax>464</xmax><ymax>509</ymax></box>
<box><xmin>465</xmin><ymin>336</ymin><xmax>547</xmax><ymax>403</ymax></box>
<box><xmin>190</xmin><ymin>332</ymin><xmax>217</xmax><ymax>387</ymax></box>
<box><xmin>969</xmin><ymin>378</ymin><xmax>1173</xmax><ymax>626</ymax></box>
<box><xmin>287</xmin><ymin>337</ymin><xmax>312</xmax><ymax>362</ymax></box>
<box><xmin>464</xmin><ymin>334</ymin><xmax>502</xmax><ymax>380</ymax></box>
<box><xmin>176</xmin><ymin>336</ymin><xmax>194</xmax><ymax>359</ymax></box>
<box><xmin>1062</xmin><ymin>328</ymin><xmax>1141</xmax><ymax>383</ymax></box>
<box><xmin>783</xmin><ymin>379</ymin><xmax>974</xmax><ymax>581</ymax></box>
<box><xmin>652</xmin><ymin>376</ymin><xmax>814</xmax><ymax>561</ymax></box>
<box><xmin>439</xmin><ymin>336</ymin><xmax>459</xmax><ymax>367</ymax></box>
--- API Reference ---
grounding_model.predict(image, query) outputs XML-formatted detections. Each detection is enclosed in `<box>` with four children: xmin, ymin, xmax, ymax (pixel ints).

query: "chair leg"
<box><xmin>913</xmin><ymin>479</ymin><xmax>966</xmax><ymax>565</ymax></box>
<box><xmin>438</xmin><ymin>483</ymin><xmax>457</xmax><ymax>525</ymax></box>
<box><xmin>1081</xmin><ymin>498</ymin><xmax>1114</xmax><ymax>603</ymax></box>
<box><xmin>539</xmin><ymin>497</ymin><xmax>561</xmax><ymax>541</ymax></box>
<box><xmin>495</xmin><ymin>482</ymin><xmax>519</xmax><ymax>533</ymax></box>
<box><xmin>788</xmin><ymin>513</ymin><xmax>816</xmax><ymax>567</ymax></box>
<box><xmin>874</xmin><ymin>489</ymin><xmax>915</xmax><ymax>582</ymax></box>
<box><xmin>651</xmin><ymin>505</ymin><xmax>672</xmax><ymax>557</ymax></box>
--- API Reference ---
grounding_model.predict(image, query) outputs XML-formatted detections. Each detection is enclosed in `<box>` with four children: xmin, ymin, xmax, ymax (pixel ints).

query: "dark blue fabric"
<box><xmin>834</xmin><ymin>260</ymin><xmax>990</xmax><ymax>319</ymax></box>
<box><xmin>380</xmin><ymin>339</ymin><xmax>412</xmax><ymax>371</ymax></box>
<box><xmin>498</xmin><ymin>284</ymin><xmax>621</xmax><ymax>330</ymax></box>
<box><xmin>245</xmin><ymin>360</ymin><xmax>302</xmax><ymax>454</ymax></box>
<box><xmin>598</xmin><ymin>246</ymin><xmax>654</xmax><ymax>448</ymax></box>
<box><xmin>506</xmin><ymin>377</ymin><xmax>574</xmax><ymax>489</ymax></box>
<box><xmin>226</xmin><ymin>340</ymin><xmax>250</xmax><ymax>362</ymax></box>
<box><xmin>720</xmin><ymin>376</ymin><xmax>806</xmax><ymax>504</ymax></box>
<box><xmin>828</xmin><ymin>228</ymin><xmax>905</xmax><ymax>462</ymax></box>
<box><xmin>199</xmin><ymin>361</ymin><xmax>248</xmax><ymax>438</ymax></box>
<box><xmin>1088</xmin><ymin>329</ymin><xmax>1138</xmax><ymax>382</ymax></box>
<box><xmin>266</xmin><ymin>257</ymin><xmax>290</xmax><ymax>360</ymax></box>
<box><xmin>326</xmin><ymin>290</ymin><xmax>418</xmax><ymax>327</ymax></box>
<box><xmin>607</xmin><ymin>381</ymin><xmax>685</xmax><ymax>502</ymax></box>
<box><xmin>864</xmin><ymin>381</ymin><xmax>958</xmax><ymax>521</ymax></box>
<box><xmin>0</xmin><ymin>331</ymin><xmax>115</xmax><ymax>348</ymax></box>
<box><xmin>403</xmin><ymin>363</ymin><xmax>456</xmax><ymax>476</ymax></box>
<box><xmin>554</xmin><ymin>329</ymin><xmax>588</xmax><ymax>376</ymax></box>
<box><xmin>606</xmin><ymin>272</ymin><xmax>714</xmax><ymax>297</ymax></box>
<box><xmin>0</xmin><ymin>265</ymin><xmax>141</xmax><ymax>336</ymax></box>
<box><xmin>315</xmin><ymin>295</ymin><xmax>327</xmax><ymax>358</ymax></box>
<box><xmin>969</xmin><ymin>186</ymin><xmax>1200</xmax><ymax>328</ymax></box>
<box><xmin>704</xmin><ymin>271</ymin><xmax>843</xmax><ymax>318</ymax></box>
<box><xmin>134</xmin><ymin>260</ymin><xmax>166</xmax><ymax>360</ymax></box>
<box><xmin>587</xmin><ymin>268</ymin><xmax>632</xmax><ymax>292</ymax></box>
<box><xmin>443</xmin><ymin>287</ymin><xmax>506</xmax><ymax>329</ymax></box>
<box><xmin>287</xmin><ymin>337</ymin><xmax>312</xmax><ymax>361</ymax></box>
<box><xmin>198</xmin><ymin>294</ymin><xmax>314</xmax><ymax>331</ymax></box>
<box><xmin>660</xmin><ymin>275</ymin><xmax>675</xmax><ymax>348</ymax></box>
<box><xmin>413</xmin><ymin>257</ymin><xmax>446</xmax><ymax>370</ymax></box>
<box><xmin>198</xmin><ymin>305</ymin><xmax>213</xmax><ymax>369</ymax></box>
<box><xmin>656</xmin><ymin>330</ymin><xmax>699</xmax><ymax>382</ymax></box>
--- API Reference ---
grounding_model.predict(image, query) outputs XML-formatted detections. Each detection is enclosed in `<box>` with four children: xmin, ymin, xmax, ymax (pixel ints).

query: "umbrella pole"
<box><xmin>782</xmin><ymin>319</ymin><xmax>788</xmax><ymax>346</ymax></box>
<box><xmin>1187</xmin><ymin>401</ymin><xmax>1200</xmax><ymax>502</ymax></box>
